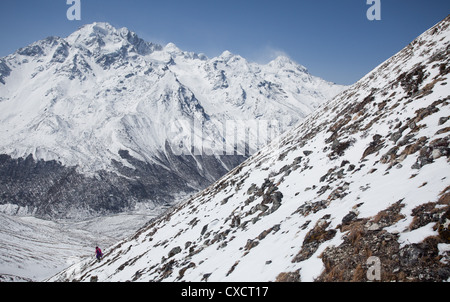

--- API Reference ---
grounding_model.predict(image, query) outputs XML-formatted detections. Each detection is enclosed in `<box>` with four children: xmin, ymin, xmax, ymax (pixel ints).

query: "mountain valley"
<box><xmin>49</xmin><ymin>16</ymin><xmax>450</xmax><ymax>282</ymax></box>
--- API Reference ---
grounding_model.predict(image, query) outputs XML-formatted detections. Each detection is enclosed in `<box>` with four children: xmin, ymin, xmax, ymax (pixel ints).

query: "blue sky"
<box><xmin>0</xmin><ymin>0</ymin><xmax>449</xmax><ymax>85</ymax></box>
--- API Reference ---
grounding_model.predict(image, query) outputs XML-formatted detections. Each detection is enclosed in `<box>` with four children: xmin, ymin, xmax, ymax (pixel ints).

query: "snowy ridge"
<box><xmin>49</xmin><ymin>16</ymin><xmax>450</xmax><ymax>282</ymax></box>
<box><xmin>0</xmin><ymin>22</ymin><xmax>345</xmax><ymax>219</ymax></box>
<box><xmin>0</xmin><ymin>21</ymin><xmax>343</xmax><ymax>172</ymax></box>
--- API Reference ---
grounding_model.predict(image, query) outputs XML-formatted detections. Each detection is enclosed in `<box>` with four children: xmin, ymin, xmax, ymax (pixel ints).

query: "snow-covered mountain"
<box><xmin>0</xmin><ymin>22</ymin><xmax>345</xmax><ymax>219</ymax></box>
<box><xmin>49</xmin><ymin>16</ymin><xmax>450</xmax><ymax>282</ymax></box>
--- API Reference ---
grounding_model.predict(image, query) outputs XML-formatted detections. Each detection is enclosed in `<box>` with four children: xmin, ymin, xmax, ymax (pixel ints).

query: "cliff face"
<box><xmin>49</xmin><ymin>16</ymin><xmax>450</xmax><ymax>282</ymax></box>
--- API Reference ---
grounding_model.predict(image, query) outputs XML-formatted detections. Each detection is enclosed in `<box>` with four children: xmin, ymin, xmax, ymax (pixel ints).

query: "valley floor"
<box><xmin>0</xmin><ymin>208</ymin><xmax>168</xmax><ymax>281</ymax></box>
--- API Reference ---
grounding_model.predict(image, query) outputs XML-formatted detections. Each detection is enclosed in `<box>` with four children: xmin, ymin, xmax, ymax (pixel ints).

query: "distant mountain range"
<box><xmin>0</xmin><ymin>22</ymin><xmax>345</xmax><ymax>219</ymax></box>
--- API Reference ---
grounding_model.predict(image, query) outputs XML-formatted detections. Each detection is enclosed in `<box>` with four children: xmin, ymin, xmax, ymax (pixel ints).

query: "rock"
<box><xmin>271</xmin><ymin>191</ymin><xmax>283</xmax><ymax>204</ymax></box>
<box><xmin>438</xmin><ymin>267</ymin><xmax>450</xmax><ymax>280</ymax></box>
<box><xmin>390</xmin><ymin>131</ymin><xmax>403</xmax><ymax>143</ymax></box>
<box><xmin>201</xmin><ymin>224</ymin><xmax>208</xmax><ymax>236</ymax></box>
<box><xmin>373</xmin><ymin>134</ymin><xmax>382</xmax><ymax>142</ymax></box>
<box><xmin>411</xmin><ymin>155</ymin><xmax>434</xmax><ymax>169</ymax></box>
<box><xmin>293</xmin><ymin>156</ymin><xmax>303</xmax><ymax>165</ymax></box>
<box><xmin>90</xmin><ymin>276</ymin><xmax>98</xmax><ymax>282</ymax></box>
<box><xmin>438</xmin><ymin>209</ymin><xmax>450</xmax><ymax>242</ymax></box>
<box><xmin>168</xmin><ymin>246</ymin><xmax>182</xmax><ymax>258</ymax></box>
<box><xmin>367</xmin><ymin>222</ymin><xmax>381</xmax><ymax>231</ymax></box>
<box><xmin>231</xmin><ymin>215</ymin><xmax>241</xmax><ymax>228</ymax></box>
<box><xmin>342</xmin><ymin>211</ymin><xmax>358</xmax><ymax>226</ymax></box>
<box><xmin>400</xmin><ymin>245</ymin><xmax>424</xmax><ymax>267</ymax></box>
<box><xmin>435</xmin><ymin>126</ymin><xmax>450</xmax><ymax>135</ymax></box>
<box><xmin>331</xmin><ymin>140</ymin><xmax>352</xmax><ymax>156</ymax></box>
<box><xmin>247</xmin><ymin>183</ymin><xmax>257</xmax><ymax>195</ymax></box>
<box><xmin>256</xmin><ymin>203</ymin><xmax>269</xmax><ymax>212</ymax></box>
<box><xmin>201</xmin><ymin>273</ymin><xmax>212</xmax><ymax>282</ymax></box>
<box><xmin>432</xmin><ymin>149</ymin><xmax>442</xmax><ymax>159</ymax></box>
<box><xmin>292</xmin><ymin>216</ymin><xmax>336</xmax><ymax>262</ymax></box>
<box><xmin>244</xmin><ymin>239</ymin><xmax>259</xmax><ymax>251</ymax></box>
<box><xmin>317</xmin><ymin>185</ymin><xmax>330</xmax><ymax>195</ymax></box>
<box><xmin>398</xmin><ymin>134</ymin><xmax>415</xmax><ymax>147</ymax></box>
<box><xmin>380</xmin><ymin>146</ymin><xmax>399</xmax><ymax>164</ymax></box>
<box><xmin>362</xmin><ymin>136</ymin><xmax>385</xmax><ymax>159</ymax></box>
<box><xmin>438</xmin><ymin>116</ymin><xmax>449</xmax><ymax>125</ymax></box>
<box><xmin>340</xmin><ymin>160</ymin><xmax>350</xmax><ymax>168</ymax></box>
<box><xmin>275</xmin><ymin>270</ymin><xmax>301</xmax><ymax>282</ymax></box>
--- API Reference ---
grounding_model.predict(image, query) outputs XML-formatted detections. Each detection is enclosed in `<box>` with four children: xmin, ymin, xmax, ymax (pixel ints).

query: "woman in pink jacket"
<box><xmin>95</xmin><ymin>247</ymin><xmax>103</xmax><ymax>261</ymax></box>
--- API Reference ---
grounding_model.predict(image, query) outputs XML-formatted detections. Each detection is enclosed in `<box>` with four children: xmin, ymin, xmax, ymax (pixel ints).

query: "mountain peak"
<box><xmin>69</xmin><ymin>22</ymin><xmax>117</xmax><ymax>40</ymax></box>
<box><xmin>83</xmin><ymin>22</ymin><xmax>118</xmax><ymax>34</ymax></box>
<box><xmin>164</xmin><ymin>42</ymin><xmax>182</xmax><ymax>54</ymax></box>
<box><xmin>66</xmin><ymin>22</ymin><xmax>161</xmax><ymax>56</ymax></box>
<box><xmin>268</xmin><ymin>55</ymin><xmax>308</xmax><ymax>73</ymax></box>
<box><xmin>0</xmin><ymin>21</ymin><xmax>345</xmax><ymax>221</ymax></box>
<box><xmin>220</xmin><ymin>50</ymin><xmax>234</xmax><ymax>58</ymax></box>
<box><xmin>66</xmin><ymin>22</ymin><xmax>118</xmax><ymax>49</ymax></box>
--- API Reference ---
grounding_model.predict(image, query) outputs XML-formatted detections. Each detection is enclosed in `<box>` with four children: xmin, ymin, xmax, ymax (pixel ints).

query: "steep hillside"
<box><xmin>0</xmin><ymin>22</ymin><xmax>344</xmax><ymax>219</ymax></box>
<box><xmin>0</xmin><ymin>210</ymin><xmax>166</xmax><ymax>281</ymax></box>
<box><xmin>49</xmin><ymin>15</ymin><xmax>450</xmax><ymax>282</ymax></box>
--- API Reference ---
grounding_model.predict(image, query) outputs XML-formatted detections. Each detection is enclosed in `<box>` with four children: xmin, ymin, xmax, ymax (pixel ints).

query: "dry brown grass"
<box><xmin>275</xmin><ymin>270</ymin><xmax>301</xmax><ymax>282</ymax></box>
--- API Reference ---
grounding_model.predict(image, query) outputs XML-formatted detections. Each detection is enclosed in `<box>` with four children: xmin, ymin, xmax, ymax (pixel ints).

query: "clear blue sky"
<box><xmin>0</xmin><ymin>0</ymin><xmax>449</xmax><ymax>85</ymax></box>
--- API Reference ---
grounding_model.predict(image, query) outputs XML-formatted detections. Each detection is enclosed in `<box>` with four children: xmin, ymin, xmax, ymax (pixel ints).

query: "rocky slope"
<box><xmin>0</xmin><ymin>22</ymin><xmax>344</xmax><ymax>219</ymax></box>
<box><xmin>49</xmin><ymin>16</ymin><xmax>450</xmax><ymax>282</ymax></box>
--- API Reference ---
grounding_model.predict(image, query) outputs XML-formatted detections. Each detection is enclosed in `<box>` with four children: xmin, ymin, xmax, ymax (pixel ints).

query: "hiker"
<box><xmin>95</xmin><ymin>246</ymin><xmax>103</xmax><ymax>261</ymax></box>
